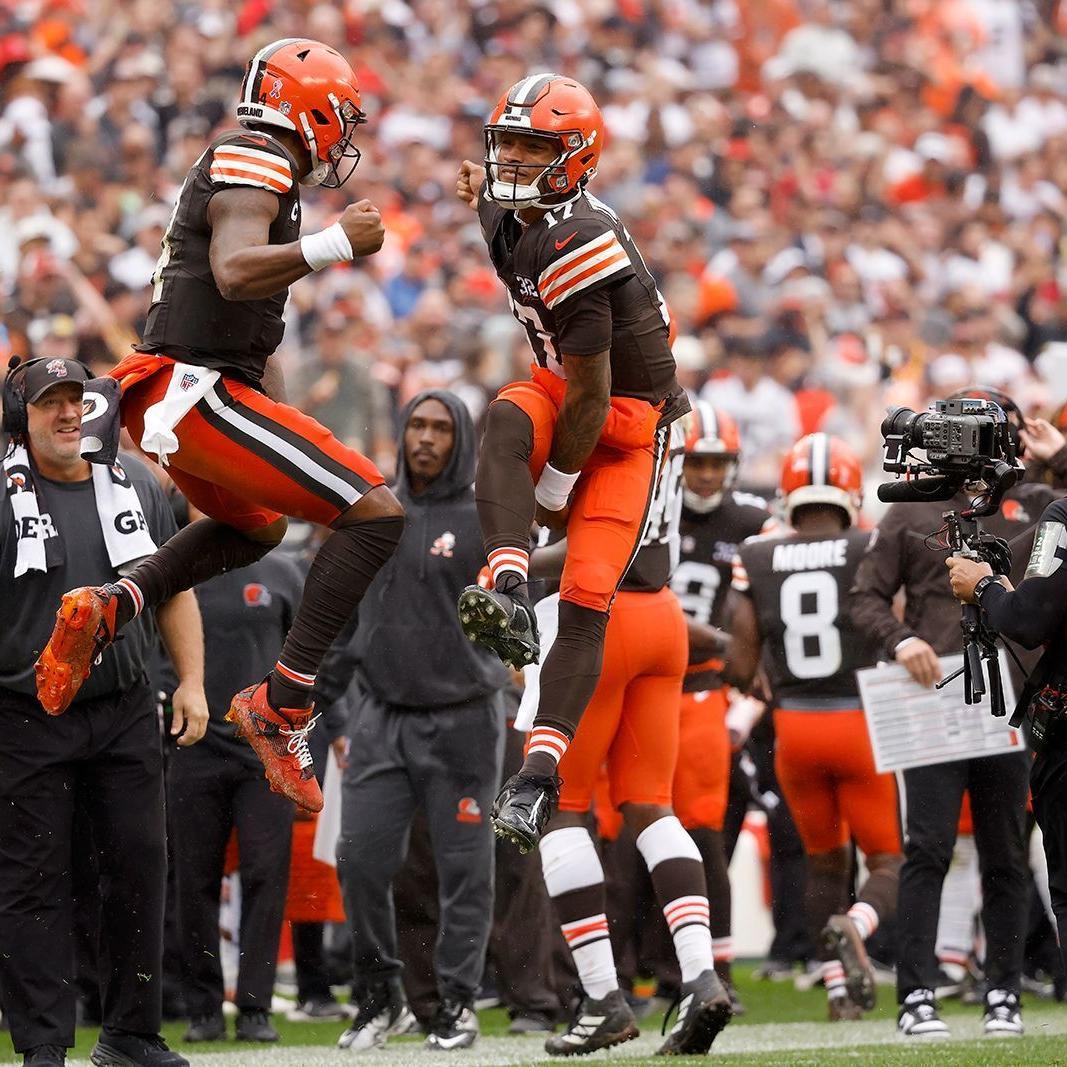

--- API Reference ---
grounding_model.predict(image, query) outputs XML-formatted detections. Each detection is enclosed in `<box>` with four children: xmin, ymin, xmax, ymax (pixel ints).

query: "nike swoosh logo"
<box><xmin>555</xmin><ymin>232</ymin><xmax>579</xmax><ymax>251</ymax></box>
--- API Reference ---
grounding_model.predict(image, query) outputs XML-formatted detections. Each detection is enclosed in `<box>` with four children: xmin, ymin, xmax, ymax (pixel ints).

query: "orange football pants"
<box><xmin>114</xmin><ymin>353</ymin><xmax>384</xmax><ymax>530</ymax></box>
<box><xmin>496</xmin><ymin>367</ymin><xmax>661</xmax><ymax>612</ymax></box>
<box><xmin>774</xmin><ymin>708</ymin><xmax>901</xmax><ymax>857</ymax></box>
<box><xmin>557</xmin><ymin>587</ymin><xmax>688</xmax><ymax>812</ymax></box>
<box><xmin>672</xmin><ymin>688</ymin><xmax>731</xmax><ymax>832</ymax></box>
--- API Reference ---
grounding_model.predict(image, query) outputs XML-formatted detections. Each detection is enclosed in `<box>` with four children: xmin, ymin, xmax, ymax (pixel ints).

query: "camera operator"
<box><xmin>947</xmin><ymin>419</ymin><xmax>1067</xmax><ymax>969</ymax></box>
<box><xmin>850</xmin><ymin>389</ymin><xmax>1056</xmax><ymax>1038</ymax></box>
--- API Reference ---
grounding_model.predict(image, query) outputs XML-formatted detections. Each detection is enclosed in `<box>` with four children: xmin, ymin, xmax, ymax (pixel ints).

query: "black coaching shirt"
<box><xmin>191</xmin><ymin>554</ymin><xmax>304</xmax><ymax>768</ymax></box>
<box><xmin>0</xmin><ymin>454</ymin><xmax>177</xmax><ymax>703</ymax></box>
<box><xmin>478</xmin><ymin>188</ymin><xmax>687</xmax><ymax>417</ymax></box>
<box><xmin>137</xmin><ymin>130</ymin><xmax>303</xmax><ymax>384</ymax></box>
<box><xmin>734</xmin><ymin>527</ymin><xmax>879</xmax><ymax>708</ymax></box>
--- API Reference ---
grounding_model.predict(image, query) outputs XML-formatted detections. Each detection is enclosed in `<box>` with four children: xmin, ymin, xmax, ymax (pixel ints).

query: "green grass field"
<box><xmin>4</xmin><ymin>964</ymin><xmax>1067</xmax><ymax>1065</ymax></box>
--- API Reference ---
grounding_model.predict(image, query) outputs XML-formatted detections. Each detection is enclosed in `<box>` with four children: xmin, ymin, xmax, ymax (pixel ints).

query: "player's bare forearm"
<box><xmin>549</xmin><ymin>351</ymin><xmax>610</xmax><ymax>473</ymax></box>
<box><xmin>208</xmin><ymin>186</ymin><xmax>311</xmax><ymax>300</ymax></box>
<box><xmin>687</xmin><ymin>619</ymin><xmax>729</xmax><ymax>663</ymax></box>
<box><xmin>722</xmin><ymin>594</ymin><xmax>760</xmax><ymax>689</ymax></box>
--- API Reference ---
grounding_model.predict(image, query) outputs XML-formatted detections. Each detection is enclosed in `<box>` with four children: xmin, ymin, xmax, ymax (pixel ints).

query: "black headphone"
<box><xmin>2</xmin><ymin>356</ymin><xmax>48</xmax><ymax>438</ymax></box>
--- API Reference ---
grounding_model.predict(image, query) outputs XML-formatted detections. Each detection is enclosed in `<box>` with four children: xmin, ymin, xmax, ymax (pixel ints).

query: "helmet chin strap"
<box><xmin>683</xmin><ymin>488</ymin><xmax>723</xmax><ymax>513</ymax></box>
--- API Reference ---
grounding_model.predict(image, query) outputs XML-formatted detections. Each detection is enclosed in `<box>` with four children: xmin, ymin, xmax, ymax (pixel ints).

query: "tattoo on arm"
<box><xmin>549</xmin><ymin>351</ymin><xmax>611</xmax><ymax>473</ymax></box>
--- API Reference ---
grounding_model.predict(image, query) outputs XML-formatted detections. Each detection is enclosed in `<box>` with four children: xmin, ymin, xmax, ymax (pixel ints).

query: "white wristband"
<box><xmin>535</xmin><ymin>463</ymin><xmax>580</xmax><ymax>512</ymax></box>
<box><xmin>300</xmin><ymin>222</ymin><xmax>354</xmax><ymax>272</ymax></box>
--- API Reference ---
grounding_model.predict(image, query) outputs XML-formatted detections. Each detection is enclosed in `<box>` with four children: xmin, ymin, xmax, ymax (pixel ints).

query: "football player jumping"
<box><xmin>455</xmin><ymin>74</ymin><xmax>689</xmax><ymax>851</ymax></box>
<box><xmin>34</xmin><ymin>40</ymin><xmax>404</xmax><ymax>813</ymax></box>
<box><xmin>727</xmin><ymin>435</ymin><xmax>902</xmax><ymax>1021</ymax></box>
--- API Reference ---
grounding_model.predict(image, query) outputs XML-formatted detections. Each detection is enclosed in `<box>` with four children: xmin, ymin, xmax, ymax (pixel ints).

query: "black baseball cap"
<box><xmin>21</xmin><ymin>357</ymin><xmax>91</xmax><ymax>403</ymax></box>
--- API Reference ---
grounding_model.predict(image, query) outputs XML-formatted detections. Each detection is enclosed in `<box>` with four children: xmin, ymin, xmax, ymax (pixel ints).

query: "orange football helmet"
<box><xmin>779</xmin><ymin>433</ymin><xmax>863</xmax><ymax>525</ymax></box>
<box><xmin>682</xmin><ymin>401</ymin><xmax>741</xmax><ymax>511</ymax></box>
<box><xmin>484</xmin><ymin>74</ymin><xmax>603</xmax><ymax>209</ymax></box>
<box><xmin>237</xmin><ymin>38</ymin><xmax>365</xmax><ymax>188</ymax></box>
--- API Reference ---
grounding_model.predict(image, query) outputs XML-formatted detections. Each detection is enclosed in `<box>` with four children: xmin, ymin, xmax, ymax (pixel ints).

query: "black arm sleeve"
<box><xmin>982</xmin><ymin>504</ymin><xmax>1067</xmax><ymax>649</ymax></box>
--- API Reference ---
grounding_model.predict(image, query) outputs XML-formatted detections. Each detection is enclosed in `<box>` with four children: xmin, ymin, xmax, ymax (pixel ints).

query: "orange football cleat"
<box><xmin>225</xmin><ymin>682</ymin><xmax>324</xmax><ymax>813</ymax></box>
<box><xmin>35</xmin><ymin>586</ymin><xmax>121</xmax><ymax>715</ymax></box>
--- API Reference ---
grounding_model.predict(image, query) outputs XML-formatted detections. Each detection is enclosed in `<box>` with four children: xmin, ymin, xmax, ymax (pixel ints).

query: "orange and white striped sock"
<box><xmin>527</xmin><ymin>725</ymin><xmax>570</xmax><ymax>767</ymax></box>
<box><xmin>823</xmin><ymin>959</ymin><xmax>848</xmax><ymax>1000</ymax></box>
<box><xmin>540</xmin><ymin>827</ymin><xmax>618</xmax><ymax>999</ymax></box>
<box><xmin>487</xmin><ymin>546</ymin><xmax>529</xmax><ymax>589</ymax></box>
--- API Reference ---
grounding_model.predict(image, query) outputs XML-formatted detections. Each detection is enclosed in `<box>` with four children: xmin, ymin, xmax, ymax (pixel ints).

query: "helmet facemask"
<box><xmin>300</xmin><ymin>96</ymin><xmax>365</xmax><ymax>188</ymax></box>
<box><xmin>483</xmin><ymin>126</ymin><xmax>592</xmax><ymax>210</ymax></box>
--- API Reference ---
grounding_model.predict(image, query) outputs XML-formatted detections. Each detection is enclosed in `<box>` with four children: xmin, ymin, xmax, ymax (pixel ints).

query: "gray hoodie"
<box><xmin>348</xmin><ymin>389</ymin><xmax>508</xmax><ymax>709</ymax></box>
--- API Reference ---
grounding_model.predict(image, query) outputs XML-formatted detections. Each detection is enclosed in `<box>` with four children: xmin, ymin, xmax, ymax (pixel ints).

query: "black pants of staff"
<box><xmin>0</xmin><ymin>683</ymin><xmax>165</xmax><ymax>1053</ymax></box>
<box><xmin>168</xmin><ymin>744</ymin><xmax>294</xmax><ymax>1017</ymax></box>
<box><xmin>896</xmin><ymin>750</ymin><xmax>1030</xmax><ymax>1002</ymax></box>
<box><xmin>337</xmin><ymin>691</ymin><xmax>504</xmax><ymax>1006</ymax></box>
<box><xmin>1031</xmin><ymin>735</ymin><xmax>1067</xmax><ymax>969</ymax></box>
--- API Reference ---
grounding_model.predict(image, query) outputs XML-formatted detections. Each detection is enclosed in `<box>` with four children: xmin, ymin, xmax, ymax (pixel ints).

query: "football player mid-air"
<box><xmin>455</xmin><ymin>73</ymin><xmax>689</xmax><ymax>851</ymax></box>
<box><xmin>726</xmin><ymin>434</ymin><xmax>901</xmax><ymax>1021</ymax></box>
<box><xmin>35</xmin><ymin>40</ymin><xmax>404</xmax><ymax>813</ymax></box>
<box><xmin>528</xmin><ymin>422</ymin><xmax>732</xmax><ymax>1056</ymax></box>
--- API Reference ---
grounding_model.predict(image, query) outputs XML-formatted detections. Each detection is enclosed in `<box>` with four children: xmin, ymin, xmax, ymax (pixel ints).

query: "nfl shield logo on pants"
<box><xmin>179</xmin><ymin>372</ymin><xmax>198</xmax><ymax>391</ymax></box>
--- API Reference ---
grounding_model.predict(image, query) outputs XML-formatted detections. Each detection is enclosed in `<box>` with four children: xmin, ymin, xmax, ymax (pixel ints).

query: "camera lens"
<box><xmin>881</xmin><ymin>406</ymin><xmax>920</xmax><ymax>438</ymax></box>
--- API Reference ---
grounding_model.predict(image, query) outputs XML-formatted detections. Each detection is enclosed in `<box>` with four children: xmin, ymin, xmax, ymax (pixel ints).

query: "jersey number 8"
<box><xmin>779</xmin><ymin>571</ymin><xmax>842</xmax><ymax>680</ymax></box>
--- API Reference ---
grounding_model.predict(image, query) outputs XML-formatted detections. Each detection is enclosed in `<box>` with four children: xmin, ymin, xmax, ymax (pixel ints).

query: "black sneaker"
<box><xmin>337</xmin><ymin>978</ymin><xmax>416</xmax><ymax>1051</ymax></box>
<box><xmin>457</xmin><ymin>586</ymin><xmax>540</xmax><ymax>669</ymax></box>
<box><xmin>23</xmin><ymin>1046</ymin><xmax>65</xmax><ymax>1066</ymax></box>
<box><xmin>656</xmin><ymin>969</ymin><xmax>732</xmax><ymax>1055</ymax></box>
<box><xmin>544</xmin><ymin>989</ymin><xmax>638</xmax><ymax>1056</ymax></box>
<box><xmin>491</xmin><ymin>771</ymin><xmax>561</xmax><ymax>853</ymax></box>
<box><xmin>182</xmin><ymin>1013</ymin><xmax>225</xmax><ymax>1042</ymax></box>
<box><xmin>424</xmin><ymin>997</ymin><xmax>479</xmax><ymax>1050</ymax></box>
<box><xmin>821</xmin><ymin>914</ymin><xmax>876</xmax><ymax>1011</ymax></box>
<box><xmin>982</xmin><ymin>988</ymin><xmax>1023</xmax><ymax>1036</ymax></box>
<box><xmin>90</xmin><ymin>1031</ymin><xmax>189</xmax><ymax>1067</ymax></box>
<box><xmin>234</xmin><ymin>1009</ymin><xmax>278</xmax><ymax>1043</ymax></box>
<box><xmin>897</xmin><ymin>989</ymin><xmax>950</xmax><ymax>1038</ymax></box>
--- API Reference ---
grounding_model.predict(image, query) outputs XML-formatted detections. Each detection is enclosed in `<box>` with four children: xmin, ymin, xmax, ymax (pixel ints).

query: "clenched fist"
<box><xmin>457</xmin><ymin>160</ymin><xmax>486</xmax><ymax>209</ymax></box>
<box><xmin>339</xmin><ymin>200</ymin><xmax>385</xmax><ymax>257</ymax></box>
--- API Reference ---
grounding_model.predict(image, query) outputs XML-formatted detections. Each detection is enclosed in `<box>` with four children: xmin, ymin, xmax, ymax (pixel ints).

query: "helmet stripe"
<box><xmin>511</xmin><ymin>72</ymin><xmax>556</xmax><ymax>106</ymax></box>
<box><xmin>243</xmin><ymin>38</ymin><xmax>303</xmax><ymax>106</ymax></box>
<box><xmin>810</xmin><ymin>433</ymin><xmax>828</xmax><ymax>486</ymax></box>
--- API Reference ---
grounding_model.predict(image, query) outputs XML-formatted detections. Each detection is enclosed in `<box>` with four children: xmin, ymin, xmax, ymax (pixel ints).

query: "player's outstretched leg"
<box><xmin>227</xmin><ymin>495</ymin><xmax>403</xmax><ymax>811</ymax></box>
<box><xmin>35</xmin><ymin>518</ymin><xmax>278</xmax><ymax>714</ymax></box>
<box><xmin>462</xmin><ymin>399</ymin><xmax>540</xmax><ymax>668</ymax></box>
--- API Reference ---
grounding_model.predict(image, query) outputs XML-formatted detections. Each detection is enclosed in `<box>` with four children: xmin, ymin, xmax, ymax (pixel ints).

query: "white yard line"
<box><xmin>31</xmin><ymin>1013</ymin><xmax>1067</xmax><ymax>1067</ymax></box>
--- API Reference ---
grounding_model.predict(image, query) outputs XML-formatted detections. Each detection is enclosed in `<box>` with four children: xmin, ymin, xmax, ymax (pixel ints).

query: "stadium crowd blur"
<box><xmin>3</xmin><ymin>0</ymin><xmax>1067</xmax><ymax>500</ymax></box>
<box><xmin>5</xmin><ymin>0</ymin><xmax>1067</xmax><ymax>1043</ymax></box>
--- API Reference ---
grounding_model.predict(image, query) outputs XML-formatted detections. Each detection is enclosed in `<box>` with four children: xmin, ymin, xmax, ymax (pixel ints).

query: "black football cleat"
<box><xmin>656</xmin><ymin>969</ymin><xmax>732</xmax><ymax>1055</ymax></box>
<box><xmin>544</xmin><ymin>989</ymin><xmax>638</xmax><ymax>1056</ymax></box>
<box><xmin>491</xmin><ymin>771</ymin><xmax>561</xmax><ymax>853</ymax></box>
<box><xmin>457</xmin><ymin>586</ymin><xmax>540</xmax><ymax>670</ymax></box>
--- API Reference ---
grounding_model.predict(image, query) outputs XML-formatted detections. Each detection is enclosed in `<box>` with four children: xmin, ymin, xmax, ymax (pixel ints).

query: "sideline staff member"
<box><xmin>0</xmin><ymin>357</ymin><xmax>207</xmax><ymax>1067</ymax></box>
<box><xmin>948</xmin><ymin>417</ymin><xmax>1067</xmax><ymax>967</ymax></box>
